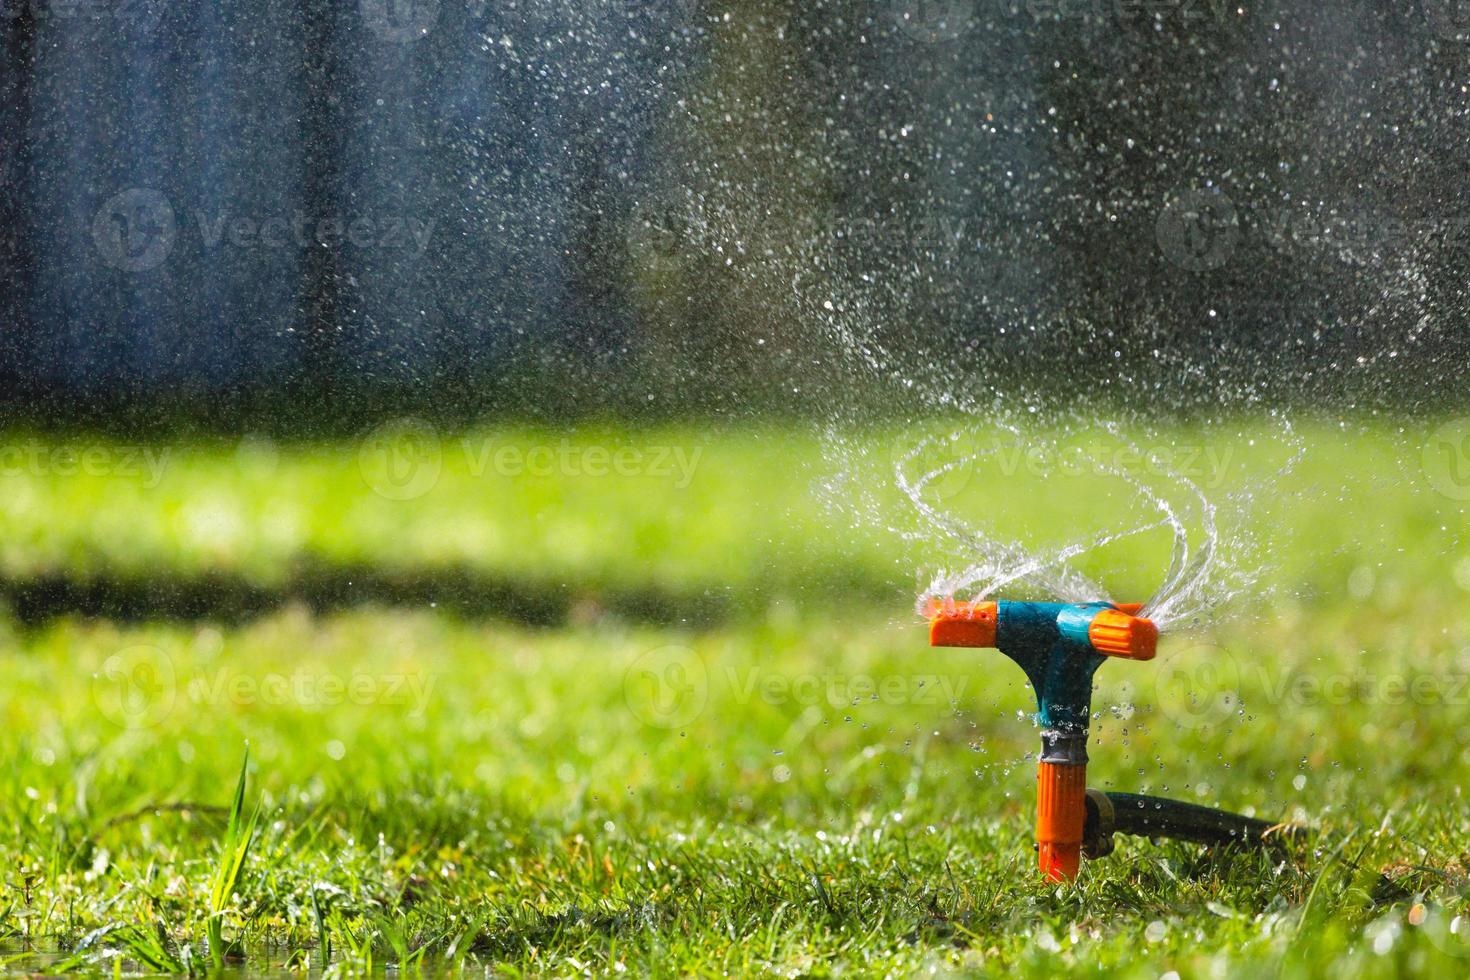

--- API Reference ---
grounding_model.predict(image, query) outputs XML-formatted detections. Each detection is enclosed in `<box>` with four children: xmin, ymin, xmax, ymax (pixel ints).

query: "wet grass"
<box><xmin>2</xmin><ymin>419</ymin><xmax>1469</xmax><ymax>975</ymax></box>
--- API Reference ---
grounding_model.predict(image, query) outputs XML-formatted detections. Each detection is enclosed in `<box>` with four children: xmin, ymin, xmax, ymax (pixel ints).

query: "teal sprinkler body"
<box><xmin>927</xmin><ymin>599</ymin><xmax>1158</xmax><ymax>880</ymax></box>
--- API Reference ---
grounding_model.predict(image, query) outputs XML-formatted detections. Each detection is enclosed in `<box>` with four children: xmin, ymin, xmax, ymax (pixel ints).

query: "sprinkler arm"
<box><xmin>927</xmin><ymin>599</ymin><xmax>1157</xmax><ymax>881</ymax></box>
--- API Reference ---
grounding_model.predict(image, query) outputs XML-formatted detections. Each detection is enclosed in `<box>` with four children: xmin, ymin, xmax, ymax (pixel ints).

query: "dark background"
<box><xmin>2</xmin><ymin>0</ymin><xmax>1467</xmax><ymax>433</ymax></box>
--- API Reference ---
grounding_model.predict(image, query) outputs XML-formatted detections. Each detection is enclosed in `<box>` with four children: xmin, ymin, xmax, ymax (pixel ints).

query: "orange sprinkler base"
<box><xmin>1036</xmin><ymin>760</ymin><xmax>1088</xmax><ymax>882</ymax></box>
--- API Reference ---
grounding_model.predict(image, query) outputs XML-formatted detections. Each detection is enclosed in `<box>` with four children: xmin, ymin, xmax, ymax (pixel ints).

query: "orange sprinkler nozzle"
<box><xmin>926</xmin><ymin>600</ymin><xmax>998</xmax><ymax>649</ymax></box>
<box><xmin>1088</xmin><ymin>608</ymin><xmax>1159</xmax><ymax>661</ymax></box>
<box><xmin>1036</xmin><ymin>760</ymin><xmax>1088</xmax><ymax>881</ymax></box>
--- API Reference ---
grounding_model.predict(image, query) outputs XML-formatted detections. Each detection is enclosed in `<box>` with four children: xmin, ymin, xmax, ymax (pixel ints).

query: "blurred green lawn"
<box><xmin>0</xmin><ymin>419</ymin><xmax>1457</xmax><ymax>611</ymax></box>
<box><xmin>2</xmin><ymin>419</ymin><xmax>1469</xmax><ymax>976</ymax></box>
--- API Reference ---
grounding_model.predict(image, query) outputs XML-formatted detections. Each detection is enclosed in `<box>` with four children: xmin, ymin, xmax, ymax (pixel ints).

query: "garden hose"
<box><xmin>1081</xmin><ymin>789</ymin><xmax>1293</xmax><ymax>858</ymax></box>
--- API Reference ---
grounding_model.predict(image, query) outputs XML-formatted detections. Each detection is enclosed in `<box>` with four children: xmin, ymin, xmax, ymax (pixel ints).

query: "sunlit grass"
<box><xmin>1</xmin><ymin>419</ymin><xmax>1468</xmax><ymax>974</ymax></box>
<box><xmin>4</xmin><ymin>595</ymin><xmax>1470</xmax><ymax>974</ymax></box>
<box><xmin>0</xmin><ymin>418</ymin><xmax>1458</xmax><ymax>615</ymax></box>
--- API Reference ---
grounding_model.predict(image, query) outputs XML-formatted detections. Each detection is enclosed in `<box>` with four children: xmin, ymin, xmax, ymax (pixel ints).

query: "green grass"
<box><xmin>0</xmin><ymin>418</ymin><xmax>1455</xmax><ymax>613</ymax></box>
<box><xmin>2</xmin><ymin>418</ymin><xmax>1470</xmax><ymax>976</ymax></box>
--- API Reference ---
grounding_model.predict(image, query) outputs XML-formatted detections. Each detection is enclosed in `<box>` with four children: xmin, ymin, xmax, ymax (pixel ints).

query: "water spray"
<box><xmin>927</xmin><ymin>599</ymin><xmax>1293</xmax><ymax>881</ymax></box>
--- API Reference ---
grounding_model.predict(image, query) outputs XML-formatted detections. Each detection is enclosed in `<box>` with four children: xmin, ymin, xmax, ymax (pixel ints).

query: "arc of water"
<box><xmin>903</xmin><ymin>421</ymin><xmax>1231</xmax><ymax>626</ymax></box>
<box><xmin>897</xmin><ymin>427</ymin><xmax>1109</xmax><ymax>600</ymax></box>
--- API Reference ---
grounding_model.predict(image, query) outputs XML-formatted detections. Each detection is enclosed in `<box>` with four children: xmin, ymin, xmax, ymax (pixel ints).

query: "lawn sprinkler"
<box><xmin>926</xmin><ymin>599</ymin><xmax>1292</xmax><ymax>881</ymax></box>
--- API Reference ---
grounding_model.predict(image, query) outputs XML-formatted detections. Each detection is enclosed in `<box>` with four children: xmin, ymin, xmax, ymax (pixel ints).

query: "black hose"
<box><xmin>1083</xmin><ymin>790</ymin><xmax>1298</xmax><ymax>856</ymax></box>
<box><xmin>1106</xmin><ymin>792</ymin><xmax>1281</xmax><ymax>844</ymax></box>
